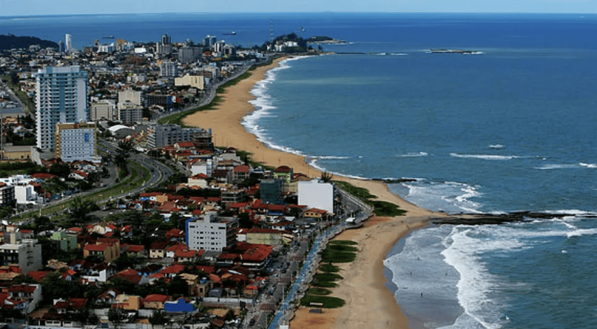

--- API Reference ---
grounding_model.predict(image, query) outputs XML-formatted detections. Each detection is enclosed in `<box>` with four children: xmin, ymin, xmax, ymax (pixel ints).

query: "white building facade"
<box><xmin>186</xmin><ymin>213</ymin><xmax>238</xmax><ymax>252</ymax></box>
<box><xmin>35</xmin><ymin>66</ymin><xmax>89</xmax><ymax>151</ymax></box>
<box><xmin>54</xmin><ymin>122</ymin><xmax>98</xmax><ymax>162</ymax></box>
<box><xmin>298</xmin><ymin>179</ymin><xmax>334</xmax><ymax>213</ymax></box>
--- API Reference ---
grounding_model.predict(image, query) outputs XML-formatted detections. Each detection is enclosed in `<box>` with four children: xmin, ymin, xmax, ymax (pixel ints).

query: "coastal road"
<box><xmin>149</xmin><ymin>61</ymin><xmax>257</xmax><ymax>124</ymax></box>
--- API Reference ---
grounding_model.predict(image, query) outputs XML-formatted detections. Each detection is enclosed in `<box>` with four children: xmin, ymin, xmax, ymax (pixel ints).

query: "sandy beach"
<box><xmin>183</xmin><ymin>56</ymin><xmax>442</xmax><ymax>329</ymax></box>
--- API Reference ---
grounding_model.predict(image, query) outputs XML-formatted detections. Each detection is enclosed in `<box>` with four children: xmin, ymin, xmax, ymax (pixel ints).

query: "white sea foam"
<box><xmin>536</xmin><ymin>163</ymin><xmax>597</xmax><ymax>170</ymax></box>
<box><xmin>441</xmin><ymin>226</ymin><xmax>519</xmax><ymax>329</ymax></box>
<box><xmin>534</xmin><ymin>164</ymin><xmax>579</xmax><ymax>170</ymax></box>
<box><xmin>450</xmin><ymin>153</ymin><xmax>520</xmax><ymax>160</ymax></box>
<box><xmin>397</xmin><ymin>152</ymin><xmax>429</xmax><ymax>158</ymax></box>
<box><xmin>399</xmin><ymin>180</ymin><xmax>483</xmax><ymax>214</ymax></box>
<box><xmin>306</xmin><ymin>157</ymin><xmax>368</xmax><ymax>180</ymax></box>
<box><xmin>243</xmin><ymin>56</ymin><xmax>310</xmax><ymax>158</ymax></box>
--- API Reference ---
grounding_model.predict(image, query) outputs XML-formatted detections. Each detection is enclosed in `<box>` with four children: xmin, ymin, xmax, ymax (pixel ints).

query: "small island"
<box><xmin>307</xmin><ymin>36</ymin><xmax>349</xmax><ymax>45</ymax></box>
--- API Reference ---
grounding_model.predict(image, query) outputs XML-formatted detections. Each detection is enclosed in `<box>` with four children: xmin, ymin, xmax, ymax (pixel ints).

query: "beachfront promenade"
<box><xmin>267</xmin><ymin>187</ymin><xmax>373</xmax><ymax>329</ymax></box>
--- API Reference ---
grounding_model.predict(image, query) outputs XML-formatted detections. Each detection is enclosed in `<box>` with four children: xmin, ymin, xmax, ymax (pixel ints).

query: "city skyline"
<box><xmin>1</xmin><ymin>0</ymin><xmax>597</xmax><ymax>16</ymax></box>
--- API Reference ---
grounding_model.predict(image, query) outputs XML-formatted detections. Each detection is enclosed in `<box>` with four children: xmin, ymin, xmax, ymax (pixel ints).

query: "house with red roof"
<box><xmin>27</xmin><ymin>271</ymin><xmax>51</xmax><ymax>283</ymax></box>
<box><xmin>7</xmin><ymin>283</ymin><xmax>42</xmax><ymax>313</ymax></box>
<box><xmin>143</xmin><ymin>294</ymin><xmax>171</xmax><ymax>309</ymax></box>
<box><xmin>96</xmin><ymin>288</ymin><xmax>121</xmax><ymax>306</ymax></box>
<box><xmin>84</xmin><ymin>243</ymin><xmax>117</xmax><ymax>262</ymax></box>
<box><xmin>69</xmin><ymin>170</ymin><xmax>88</xmax><ymax>180</ymax></box>
<box><xmin>111</xmin><ymin>268</ymin><xmax>149</xmax><ymax>285</ymax></box>
<box><xmin>175</xmin><ymin>249</ymin><xmax>199</xmax><ymax>263</ymax></box>
<box><xmin>233</xmin><ymin>165</ymin><xmax>250</xmax><ymax>182</ymax></box>
<box><xmin>30</xmin><ymin>173</ymin><xmax>58</xmax><ymax>180</ymax></box>
<box><xmin>165</xmin><ymin>228</ymin><xmax>185</xmax><ymax>241</ymax></box>
<box><xmin>187</xmin><ymin>173</ymin><xmax>209</xmax><ymax>189</ymax></box>
<box><xmin>303</xmin><ymin>208</ymin><xmax>329</xmax><ymax>219</ymax></box>
<box><xmin>53</xmin><ymin>297</ymin><xmax>87</xmax><ymax>314</ymax></box>
<box><xmin>122</xmin><ymin>244</ymin><xmax>145</xmax><ymax>258</ymax></box>
<box><xmin>149</xmin><ymin>241</ymin><xmax>168</xmax><ymax>259</ymax></box>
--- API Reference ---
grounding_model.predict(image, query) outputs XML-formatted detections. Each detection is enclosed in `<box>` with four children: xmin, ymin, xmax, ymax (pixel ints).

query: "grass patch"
<box><xmin>310</xmin><ymin>281</ymin><xmax>338</xmax><ymax>288</ymax></box>
<box><xmin>333</xmin><ymin>180</ymin><xmax>407</xmax><ymax>217</ymax></box>
<box><xmin>300</xmin><ymin>295</ymin><xmax>345</xmax><ymax>308</ymax></box>
<box><xmin>314</xmin><ymin>273</ymin><xmax>343</xmax><ymax>282</ymax></box>
<box><xmin>306</xmin><ymin>288</ymin><xmax>332</xmax><ymax>296</ymax></box>
<box><xmin>327</xmin><ymin>244</ymin><xmax>358</xmax><ymax>252</ymax></box>
<box><xmin>321</xmin><ymin>249</ymin><xmax>357</xmax><ymax>263</ymax></box>
<box><xmin>330</xmin><ymin>240</ymin><xmax>358</xmax><ymax>246</ymax></box>
<box><xmin>319</xmin><ymin>263</ymin><xmax>340</xmax><ymax>273</ymax></box>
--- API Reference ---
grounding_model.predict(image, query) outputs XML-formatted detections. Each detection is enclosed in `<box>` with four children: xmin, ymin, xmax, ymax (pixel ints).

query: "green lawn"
<box><xmin>333</xmin><ymin>180</ymin><xmax>407</xmax><ymax>217</ymax></box>
<box><xmin>12</xmin><ymin>160</ymin><xmax>150</xmax><ymax>222</ymax></box>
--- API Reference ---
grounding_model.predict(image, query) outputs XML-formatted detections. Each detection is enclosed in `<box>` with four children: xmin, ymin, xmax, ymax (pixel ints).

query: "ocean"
<box><xmin>3</xmin><ymin>12</ymin><xmax>597</xmax><ymax>329</ymax></box>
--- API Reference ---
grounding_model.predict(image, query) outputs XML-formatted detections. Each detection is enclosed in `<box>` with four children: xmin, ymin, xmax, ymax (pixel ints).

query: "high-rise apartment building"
<box><xmin>35</xmin><ymin>66</ymin><xmax>89</xmax><ymax>151</ymax></box>
<box><xmin>65</xmin><ymin>34</ymin><xmax>73</xmax><ymax>53</ymax></box>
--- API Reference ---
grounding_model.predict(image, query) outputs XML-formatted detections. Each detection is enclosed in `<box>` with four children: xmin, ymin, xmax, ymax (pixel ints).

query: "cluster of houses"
<box><xmin>0</xmin><ymin>146</ymin><xmax>336</xmax><ymax>327</ymax></box>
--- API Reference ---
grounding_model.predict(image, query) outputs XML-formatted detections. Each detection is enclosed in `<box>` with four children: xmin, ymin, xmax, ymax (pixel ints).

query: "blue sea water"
<box><xmin>3</xmin><ymin>12</ymin><xmax>597</xmax><ymax>329</ymax></box>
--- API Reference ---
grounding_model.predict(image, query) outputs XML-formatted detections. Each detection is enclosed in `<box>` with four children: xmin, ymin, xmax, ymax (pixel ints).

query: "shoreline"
<box><xmin>182</xmin><ymin>56</ymin><xmax>444</xmax><ymax>329</ymax></box>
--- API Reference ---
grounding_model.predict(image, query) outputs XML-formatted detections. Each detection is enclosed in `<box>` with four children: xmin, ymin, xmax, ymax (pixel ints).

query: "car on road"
<box><xmin>249</xmin><ymin>318</ymin><xmax>256</xmax><ymax>326</ymax></box>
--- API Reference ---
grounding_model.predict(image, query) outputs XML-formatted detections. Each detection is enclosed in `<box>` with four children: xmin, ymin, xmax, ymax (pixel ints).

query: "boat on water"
<box><xmin>223</xmin><ymin>30</ymin><xmax>236</xmax><ymax>36</ymax></box>
<box><xmin>102</xmin><ymin>36</ymin><xmax>114</xmax><ymax>39</ymax></box>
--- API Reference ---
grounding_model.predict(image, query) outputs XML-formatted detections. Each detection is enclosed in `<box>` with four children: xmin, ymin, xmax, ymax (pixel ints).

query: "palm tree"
<box><xmin>320</xmin><ymin>171</ymin><xmax>333</xmax><ymax>183</ymax></box>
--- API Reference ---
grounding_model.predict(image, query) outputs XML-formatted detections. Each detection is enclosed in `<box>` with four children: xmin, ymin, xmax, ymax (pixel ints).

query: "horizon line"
<box><xmin>1</xmin><ymin>11</ymin><xmax>596</xmax><ymax>18</ymax></box>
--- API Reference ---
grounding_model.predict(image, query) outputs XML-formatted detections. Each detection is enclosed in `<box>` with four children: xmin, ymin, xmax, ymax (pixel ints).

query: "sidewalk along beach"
<box><xmin>182</xmin><ymin>56</ymin><xmax>441</xmax><ymax>329</ymax></box>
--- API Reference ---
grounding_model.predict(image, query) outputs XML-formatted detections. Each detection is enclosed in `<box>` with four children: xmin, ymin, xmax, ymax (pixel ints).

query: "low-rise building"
<box><xmin>0</xmin><ymin>232</ymin><xmax>42</xmax><ymax>274</ymax></box>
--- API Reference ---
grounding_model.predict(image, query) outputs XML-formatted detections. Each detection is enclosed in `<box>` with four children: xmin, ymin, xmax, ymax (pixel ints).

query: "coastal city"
<box><xmin>0</xmin><ymin>29</ymin><xmax>390</xmax><ymax>329</ymax></box>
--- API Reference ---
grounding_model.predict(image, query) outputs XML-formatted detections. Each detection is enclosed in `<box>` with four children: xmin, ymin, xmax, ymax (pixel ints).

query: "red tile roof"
<box><xmin>144</xmin><ymin>294</ymin><xmax>170</xmax><ymax>303</ymax></box>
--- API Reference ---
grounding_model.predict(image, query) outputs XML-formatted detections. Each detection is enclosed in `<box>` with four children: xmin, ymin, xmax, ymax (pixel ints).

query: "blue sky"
<box><xmin>0</xmin><ymin>0</ymin><xmax>596</xmax><ymax>16</ymax></box>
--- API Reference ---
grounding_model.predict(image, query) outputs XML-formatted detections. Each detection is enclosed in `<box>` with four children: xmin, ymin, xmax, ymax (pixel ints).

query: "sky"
<box><xmin>0</xmin><ymin>0</ymin><xmax>596</xmax><ymax>16</ymax></box>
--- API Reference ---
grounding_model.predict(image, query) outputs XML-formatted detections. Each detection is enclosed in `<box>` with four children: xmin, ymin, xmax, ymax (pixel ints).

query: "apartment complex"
<box><xmin>0</xmin><ymin>182</ymin><xmax>16</xmax><ymax>207</ymax></box>
<box><xmin>0</xmin><ymin>231</ymin><xmax>42</xmax><ymax>274</ymax></box>
<box><xmin>35</xmin><ymin>66</ymin><xmax>89</xmax><ymax>151</ymax></box>
<box><xmin>186</xmin><ymin>213</ymin><xmax>238</xmax><ymax>252</ymax></box>
<box><xmin>147</xmin><ymin>124</ymin><xmax>211</xmax><ymax>149</ymax></box>
<box><xmin>54</xmin><ymin>122</ymin><xmax>98</xmax><ymax>162</ymax></box>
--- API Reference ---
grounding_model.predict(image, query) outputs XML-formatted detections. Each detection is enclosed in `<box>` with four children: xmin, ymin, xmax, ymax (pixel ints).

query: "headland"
<box><xmin>182</xmin><ymin>56</ymin><xmax>444</xmax><ymax>329</ymax></box>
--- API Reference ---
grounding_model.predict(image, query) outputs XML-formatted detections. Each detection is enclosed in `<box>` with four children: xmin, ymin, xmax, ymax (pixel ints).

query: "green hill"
<box><xmin>0</xmin><ymin>34</ymin><xmax>59</xmax><ymax>52</ymax></box>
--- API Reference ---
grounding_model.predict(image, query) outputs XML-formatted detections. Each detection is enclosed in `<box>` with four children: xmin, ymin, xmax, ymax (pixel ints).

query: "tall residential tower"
<box><xmin>35</xmin><ymin>66</ymin><xmax>89</xmax><ymax>151</ymax></box>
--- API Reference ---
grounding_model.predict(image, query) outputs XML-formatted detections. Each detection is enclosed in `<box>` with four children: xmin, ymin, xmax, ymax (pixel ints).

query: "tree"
<box><xmin>49</xmin><ymin>162</ymin><xmax>71</xmax><ymax>178</ymax></box>
<box><xmin>108</xmin><ymin>307</ymin><xmax>126</xmax><ymax>329</ymax></box>
<box><xmin>69</xmin><ymin>197</ymin><xmax>99</xmax><ymax>224</ymax></box>
<box><xmin>149</xmin><ymin>310</ymin><xmax>168</xmax><ymax>328</ymax></box>
<box><xmin>12</xmin><ymin>274</ymin><xmax>37</xmax><ymax>284</ymax></box>
<box><xmin>167</xmin><ymin>275</ymin><xmax>189</xmax><ymax>296</ymax></box>
<box><xmin>320</xmin><ymin>171</ymin><xmax>334</xmax><ymax>183</ymax></box>
<box><xmin>238</xmin><ymin>213</ymin><xmax>253</xmax><ymax>229</ymax></box>
<box><xmin>33</xmin><ymin>215</ymin><xmax>54</xmax><ymax>233</ymax></box>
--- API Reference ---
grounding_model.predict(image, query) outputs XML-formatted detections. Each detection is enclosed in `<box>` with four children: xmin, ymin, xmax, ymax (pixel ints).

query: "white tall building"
<box><xmin>186</xmin><ymin>213</ymin><xmax>238</xmax><ymax>251</ymax></box>
<box><xmin>65</xmin><ymin>34</ymin><xmax>72</xmax><ymax>53</ymax></box>
<box><xmin>35</xmin><ymin>66</ymin><xmax>89</xmax><ymax>151</ymax></box>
